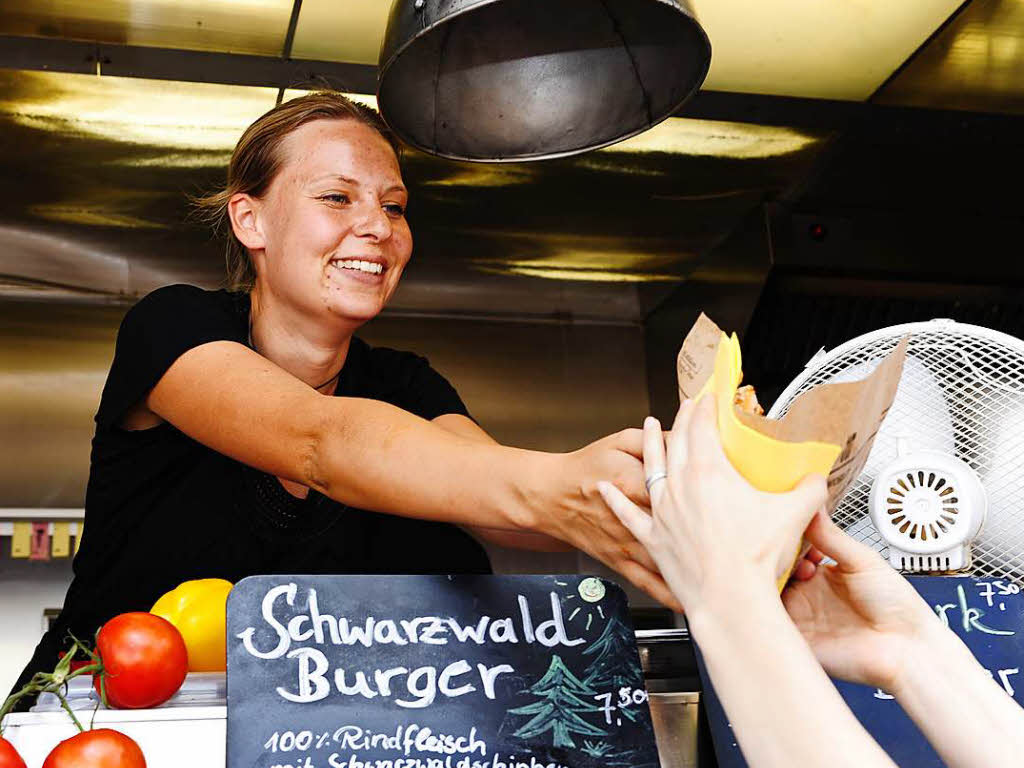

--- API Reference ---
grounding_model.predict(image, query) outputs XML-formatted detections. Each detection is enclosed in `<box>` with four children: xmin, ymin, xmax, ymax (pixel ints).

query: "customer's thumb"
<box><xmin>804</xmin><ymin>509</ymin><xmax>881</xmax><ymax>573</ymax></box>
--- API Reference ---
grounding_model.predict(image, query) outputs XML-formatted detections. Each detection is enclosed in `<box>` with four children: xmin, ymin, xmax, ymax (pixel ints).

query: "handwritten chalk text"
<box><xmin>238</xmin><ymin>585</ymin><xmax>583</xmax><ymax>661</ymax></box>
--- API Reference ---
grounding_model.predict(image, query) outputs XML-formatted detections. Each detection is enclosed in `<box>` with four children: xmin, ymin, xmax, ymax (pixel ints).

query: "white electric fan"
<box><xmin>768</xmin><ymin>319</ymin><xmax>1024</xmax><ymax>583</ymax></box>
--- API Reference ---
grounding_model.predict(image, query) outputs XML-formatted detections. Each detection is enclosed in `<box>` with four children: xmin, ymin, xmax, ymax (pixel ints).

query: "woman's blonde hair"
<box><xmin>191</xmin><ymin>91</ymin><xmax>401</xmax><ymax>293</ymax></box>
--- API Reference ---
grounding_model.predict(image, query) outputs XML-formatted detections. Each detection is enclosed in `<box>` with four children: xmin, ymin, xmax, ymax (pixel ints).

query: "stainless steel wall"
<box><xmin>0</xmin><ymin>298</ymin><xmax>123</xmax><ymax>507</ymax></box>
<box><xmin>0</xmin><ymin>298</ymin><xmax>648</xmax><ymax>507</ymax></box>
<box><xmin>364</xmin><ymin>314</ymin><xmax>654</xmax><ymax>594</ymax></box>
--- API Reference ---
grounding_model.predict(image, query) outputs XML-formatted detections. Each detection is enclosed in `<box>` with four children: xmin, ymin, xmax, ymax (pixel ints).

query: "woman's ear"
<box><xmin>227</xmin><ymin>193</ymin><xmax>265</xmax><ymax>251</ymax></box>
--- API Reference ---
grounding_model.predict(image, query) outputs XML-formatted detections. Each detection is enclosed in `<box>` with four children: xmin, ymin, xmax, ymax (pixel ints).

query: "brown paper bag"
<box><xmin>678</xmin><ymin>313</ymin><xmax>907</xmax><ymax>511</ymax></box>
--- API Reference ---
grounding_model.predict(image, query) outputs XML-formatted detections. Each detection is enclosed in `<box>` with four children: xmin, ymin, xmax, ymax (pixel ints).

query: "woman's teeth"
<box><xmin>331</xmin><ymin>259</ymin><xmax>384</xmax><ymax>275</ymax></box>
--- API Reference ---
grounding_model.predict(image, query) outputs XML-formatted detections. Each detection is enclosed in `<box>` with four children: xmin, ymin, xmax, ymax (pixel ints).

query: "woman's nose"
<box><xmin>352</xmin><ymin>200</ymin><xmax>392</xmax><ymax>240</ymax></box>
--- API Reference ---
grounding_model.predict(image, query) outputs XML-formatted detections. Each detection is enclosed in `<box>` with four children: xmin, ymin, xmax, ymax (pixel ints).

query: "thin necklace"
<box><xmin>248</xmin><ymin>314</ymin><xmax>343</xmax><ymax>392</ymax></box>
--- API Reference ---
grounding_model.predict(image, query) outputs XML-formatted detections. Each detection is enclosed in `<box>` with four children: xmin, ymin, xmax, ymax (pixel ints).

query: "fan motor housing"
<box><xmin>868</xmin><ymin>448</ymin><xmax>987</xmax><ymax>573</ymax></box>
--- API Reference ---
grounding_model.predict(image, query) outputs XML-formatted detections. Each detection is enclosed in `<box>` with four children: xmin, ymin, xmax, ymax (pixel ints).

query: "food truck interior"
<box><xmin>1</xmin><ymin>1</ymin><xmax>1022</xmax><ymax>765</ymax></box>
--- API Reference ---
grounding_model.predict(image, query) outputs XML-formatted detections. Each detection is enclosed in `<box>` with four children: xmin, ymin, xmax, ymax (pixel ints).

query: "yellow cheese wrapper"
<box><xmin>698</xmin><ymin>332</ymin><xmax>841</xmax><ymax>491</ymax></box>
<box><xmin>698</xmin><ymin>332</ymin><xmax>841</xmax><ymax>589</ymax></box>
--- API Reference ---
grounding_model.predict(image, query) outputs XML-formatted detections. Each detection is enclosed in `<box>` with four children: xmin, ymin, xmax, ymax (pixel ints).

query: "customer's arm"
<box><xmin>785</xmin><ymin>513</ymin><xmax>1024</xmax><ymax>768</ymax></box>
<box><xmin>598</xmin><ymin>397</ymin><xmax>895</xmax><ymax>768</ymax></box>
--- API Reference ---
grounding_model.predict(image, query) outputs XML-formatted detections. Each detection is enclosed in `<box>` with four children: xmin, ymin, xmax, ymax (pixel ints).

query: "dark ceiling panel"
<box><xmin>780</xmin><ymin>96</ymin><xmax>1024</xmax><ymax>222</ymax></box>
<box><xmin>875</xmin><ymin>0</ymin><xmax>1024</xmax><ymax>115</ymax></box>
<box><xmin>767</xmin><ymin>98</ymin><xmax>1024</xmax><ymax>287</ymax></box>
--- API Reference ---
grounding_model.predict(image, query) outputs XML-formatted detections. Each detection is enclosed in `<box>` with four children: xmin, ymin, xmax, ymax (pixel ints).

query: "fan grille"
<box><xmin>772</xmin><ymin>323</ymin><xmax>1024</xmax><ymax>584</ymax></box>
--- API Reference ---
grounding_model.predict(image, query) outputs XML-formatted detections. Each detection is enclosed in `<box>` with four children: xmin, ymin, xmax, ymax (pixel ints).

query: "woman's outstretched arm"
<box><xmin>433</xmin><ymin>413</ymin><xmax>573</xmax><ymax>552</ymax></box>
<box><xmin>144</xmin><ymin>340</ymin><xmax>677</xmax><ymax>607</ymax></box>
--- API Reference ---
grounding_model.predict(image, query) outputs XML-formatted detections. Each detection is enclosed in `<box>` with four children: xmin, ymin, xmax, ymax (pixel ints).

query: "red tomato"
<box><xmin>0</xmin><ymin>737</ymin><xmax>27</xmax><ymax>768</ymax></box>
<box><xmin>93</xmin><ymin>612</ymin><xmax>188</xmax><ymax>709</ymax></box>
<box><xmin>42</xmin><ymin>729</ymin><xmax>145</xmax><ymax>768</ymax></box>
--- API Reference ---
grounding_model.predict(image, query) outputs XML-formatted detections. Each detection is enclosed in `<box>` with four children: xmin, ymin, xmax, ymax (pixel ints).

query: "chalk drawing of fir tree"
<box><xmin>582</xmin><ymin>616</ymin><xmax>645</xmax><ymax>720</ymax></box>
<box><xmin>509</xmin><ymin>655</ymin><xmax>607</xmax><ymax>748</ymax></box>
<box><xmin>579</xmin><ymin>740</ymin><xmax>613</xmax><ymax>758</ymax></box>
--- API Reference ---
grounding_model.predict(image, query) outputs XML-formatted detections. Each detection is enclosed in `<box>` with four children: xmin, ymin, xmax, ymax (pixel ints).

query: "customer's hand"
<box><xmin>545</xmin><ymin>428</ymin><xmax>682</xmax><ymax>611</ymax></box>
<box><xmin>789</xmin><ymin>513</ymin><xmax>1024</xmax><ymax>768</ymax></box>
<box><xmin>597</xmin><ymin>396</ymin><xmax>826</xmax><ymax>618</ymax></box>
<box><xmin>782</xmin><ymin>511</ymin><xmax>938</xmax><ymax>692</ymax></box>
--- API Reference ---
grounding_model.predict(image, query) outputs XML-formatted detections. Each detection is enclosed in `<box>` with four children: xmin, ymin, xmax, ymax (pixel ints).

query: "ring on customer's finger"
<box><xmin>645</xmin><ymin>471</ymin><xmax>668</xmax><ymax>492</ymax></box>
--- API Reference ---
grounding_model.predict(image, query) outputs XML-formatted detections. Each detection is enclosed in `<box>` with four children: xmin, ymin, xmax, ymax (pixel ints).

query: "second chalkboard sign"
<box><xmin>226</xmin><ymin>574</ymin><xmax>659</xmax><ymax>768</ymax></box>
<box><xmin>699</xmin><ymin>575</ymin><xmax>1024</xmax><ymax>767</ymax></box>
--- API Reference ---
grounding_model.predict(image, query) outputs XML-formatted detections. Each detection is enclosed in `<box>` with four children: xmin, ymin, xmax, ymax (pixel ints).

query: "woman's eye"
<box><xmin>321</xmin><ymin>193</ymin><xmax>349</xmax><ymax>204</ymax></box>
<box><xmin>384</xmin><ymin>203</ymin><xmax>406</xmax><ymax>217</ymax></box>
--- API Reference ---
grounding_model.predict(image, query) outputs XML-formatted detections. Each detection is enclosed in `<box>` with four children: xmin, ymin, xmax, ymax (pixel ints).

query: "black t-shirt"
<box><xmin>13</xmin><ymin>284</ymin><xmax>490</xmax><ymax>698</ymax></box>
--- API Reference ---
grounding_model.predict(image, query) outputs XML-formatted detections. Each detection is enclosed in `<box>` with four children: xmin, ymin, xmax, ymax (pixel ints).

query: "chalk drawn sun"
<box><xmin>557</xmin><ymin>577</ymin><xmax>607</xmax><ymax>630</ymax></box>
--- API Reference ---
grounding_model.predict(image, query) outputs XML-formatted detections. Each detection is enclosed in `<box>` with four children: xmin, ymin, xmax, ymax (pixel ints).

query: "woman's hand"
<box><xmin>596</xmin><ymin>396</ymin><xmax>826</xmax><ymax>618</ymax></box>
<box><xmin>543</xmin><ymin>428</ymin><xmax>682</xmax><ymax>611</ymax></box>
<box><xmin>782</xmin><ymin>511</ymin><xmax>939</xmax><ymax>693</ymax></box>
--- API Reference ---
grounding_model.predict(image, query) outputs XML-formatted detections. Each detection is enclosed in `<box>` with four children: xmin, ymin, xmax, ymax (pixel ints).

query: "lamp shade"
<box><xmin>377</xmin><ymin>0</ymin><xmax>711</xmax><ymax>162</ymax></box>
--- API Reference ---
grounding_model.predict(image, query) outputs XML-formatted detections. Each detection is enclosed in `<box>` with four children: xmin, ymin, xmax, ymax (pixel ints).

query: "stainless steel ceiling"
<box><xmin>0</xmin><ymin>0</ymin><xmax>294</xmax><ymax>55</ymax></box>
<box><xmin>0</xmin><ymin>67</ymin><xmax>829</xmax><ymax>321</ymax></box>
<box><xmin>0</xmin><ymin>0</ymin><xmax>971</xmax><ymax>101</ymax></box>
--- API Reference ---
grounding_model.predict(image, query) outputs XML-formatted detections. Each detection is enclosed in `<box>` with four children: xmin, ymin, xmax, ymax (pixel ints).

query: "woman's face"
<box><xmin>248</xmin><ymin>118</ymin><xmax>411</xmax><ymax>327</ymax></box>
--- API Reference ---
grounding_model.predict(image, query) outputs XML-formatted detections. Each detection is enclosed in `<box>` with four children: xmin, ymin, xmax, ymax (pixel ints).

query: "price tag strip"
<box><xmin>698</xmin><ymin>576</ymin><xmax>1024</xmax><ymax>767</ymax></box>
<box><xmin>227</xmin><ymin>575</ymin><xmax>659</xmax><ymax>768</ymax></box>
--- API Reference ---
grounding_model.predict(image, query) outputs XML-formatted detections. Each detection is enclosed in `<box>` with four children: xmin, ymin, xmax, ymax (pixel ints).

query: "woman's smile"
<box><xmin>327</xmin><ymin>256</ymin><xmax>388</xmax><ymax>285</ymax></box>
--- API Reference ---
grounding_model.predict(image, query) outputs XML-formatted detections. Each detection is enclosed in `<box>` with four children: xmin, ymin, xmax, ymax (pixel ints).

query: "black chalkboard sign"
<box><xmin>699</xmin><ymin>575</ymin><xmax>1024</xmax><ymax>767</ymax></box>
<box><xmin>226</xmin><ymin>574</ymin><xmax>659</xmax><ymax>768</ymax></box>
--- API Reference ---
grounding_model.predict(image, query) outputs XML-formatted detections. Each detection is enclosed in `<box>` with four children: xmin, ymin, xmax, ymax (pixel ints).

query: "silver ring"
<box><xmin>645</xmin><ymin>471</ymin><xmax>668</xmax><ymax>492</ymax></box>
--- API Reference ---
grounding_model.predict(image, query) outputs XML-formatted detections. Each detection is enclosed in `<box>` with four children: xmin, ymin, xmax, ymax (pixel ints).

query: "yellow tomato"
<box><xmin>151</xmin><ymin>578</ymin><xmax>233</xmax><ymax>673</ymax></box>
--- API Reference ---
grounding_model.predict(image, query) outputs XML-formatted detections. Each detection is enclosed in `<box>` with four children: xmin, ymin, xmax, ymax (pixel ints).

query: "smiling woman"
<box><xmin>10</xmin><ymin>91</ymin><xmax>676</xmax><ymax>707</ymax></box>
<box><xmin>221</xmin><ymin>117</ymin><xmax>413</xmax><ymax>371</ymax></box>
